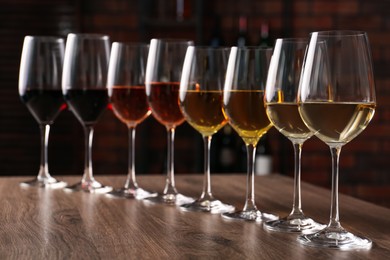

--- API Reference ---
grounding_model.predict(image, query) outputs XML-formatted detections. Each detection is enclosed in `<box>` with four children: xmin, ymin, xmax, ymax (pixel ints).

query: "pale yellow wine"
<box><xmin>266</xmin><ymin>103</ymin><xmax>313</xmax><ymax>141</ymax></box>
<box><xmin>224</xmin><ymin>90</ymin><xmax>272</xmax><ymax>146</ymax></box>
<box><xmin>298</xmin><ymin>102</ymin><xmax>375</xmax><ymax>144</ymax></box>
<box><xmin>180</xmin><ymin>90</ymin><xmax>227</xmax><ymax>137</ymax></box>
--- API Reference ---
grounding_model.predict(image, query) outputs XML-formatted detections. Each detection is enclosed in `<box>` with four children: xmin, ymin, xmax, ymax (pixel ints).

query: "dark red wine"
<box><xmin>64</xmin><ymin>89</ymin><xmax>108</xmax><ymax>126</ymax></box>
<box><xmin>20</xmin><ymin>89</ymin><xmax>65</xmax><ymax>125</ymax></box>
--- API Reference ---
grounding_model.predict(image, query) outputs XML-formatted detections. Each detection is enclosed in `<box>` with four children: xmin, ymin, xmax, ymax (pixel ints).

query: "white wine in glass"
<box><xmin>264</xmin><ymin>38</ymin><xmax>325</xmax><ymax>233</ymax></box>
<box><xmin>297</xmin><ymin>30</ymin><xmax>376</xmax><ymax>250</ymax></box>
<box><xmin>222</xmin><ymin>46</ymin><xmax>278</xmax><ymax>222</ymax></box>
<box><xmin>179</xmin><ymin>46</ymin><xmax>235</xmax><ymax>214</ymax></box>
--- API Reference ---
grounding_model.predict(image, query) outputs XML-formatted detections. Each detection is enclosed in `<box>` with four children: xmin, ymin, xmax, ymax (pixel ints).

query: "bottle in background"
<box><xmin>255</xmin><ymin>135</ymin><xmax>273</xmax><ymax>175</ymax></box>
<box><xmin>258</xmin><ymin>22</ymin><xmax>272</xmax><ymax>47</ymax></box>
<box><xmin>211</xmin><ymin>125</ymin><xmax>244</xmax><ymax>173</ymax></box>
<box><xmin>236</xmin><ymin>15</ymin><xmax>249</xmax><ymax>47</ymax></box>
<box><xmin>209</xmin><ymin>15</ymin><xmax>225</xmax><ymax>47</ymax></box>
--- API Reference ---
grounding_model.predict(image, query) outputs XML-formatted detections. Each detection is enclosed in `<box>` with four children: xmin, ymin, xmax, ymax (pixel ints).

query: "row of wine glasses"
<box><xmin>265</xmin><ymin>32</ymin><xmax>375</xmax><ymax>249</ymax></box>
<box><xmin>19</xmin><ymin>31</ymin><xmax>376</xmax><ymax>250</ymax></box>
<box><xmin>19</xmin><ymin>34</ymin><xmax>113</xmax><ymax>193</ymax></box>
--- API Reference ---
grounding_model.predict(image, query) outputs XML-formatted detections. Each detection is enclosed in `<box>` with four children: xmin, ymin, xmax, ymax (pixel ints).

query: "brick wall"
<box><xmin>1</xmin><ymin>0</ymin><xmax>389</xmax><ymax>207</ymax></box>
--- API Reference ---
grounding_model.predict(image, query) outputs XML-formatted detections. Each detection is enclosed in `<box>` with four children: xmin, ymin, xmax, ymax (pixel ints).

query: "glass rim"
<box><xmin>187</xmin><ymin>45</ymin><xmax>231</xmax><ymax>51</ymax></box>
<box><xmin>275</xmin><ymin>37</ymin><xmax>307</xmax><ymax>43</ymax></box>
<box><xmin>230</xmin><ymin>45</ymin><xmax>274</xmax><ymax>52</ymax></box>
<box><xmin>309</xmin><ymin>30</ymin><xmax>367</xmax><ymax>37</ymax></box>
<box><xmin>24</xmin><ymin>35</ymin><xmax>64</xmax><ymax>42</ymax></box>
<box><xmin>67</xmin><ymin>33</ymin><xmax>110</xmax><ymax>40</ymax></box>
<box><xmin>151</xmin><ymin>38</ymin><xmax>193</xmax><ymax>44</ymax></box>
<box><xmin>234</xmin><ymin>45</ymin><xmax>273</xmax><ymax>51</ymax></box>
<box><xmin>112</xmin><ymin>42</ymin><xmax>149</xmax><ymax>48</ymax></box>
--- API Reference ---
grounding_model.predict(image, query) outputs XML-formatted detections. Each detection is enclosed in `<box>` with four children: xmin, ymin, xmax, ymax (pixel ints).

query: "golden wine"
<box><xmin>224</xmin><ymin>90</ymin><xmax>272</xmax><ymax>146</ymax></box>
<box><xmin>298</xmin><ymin>102</ymin><xmax>375</xmax><ymax>144</ymax></box>
<box><xmin>266</xmin><ymin>103</ymin><xmax>313</xmax><ymax>141</ymax></box>
<box><xmin>180</xmin><ymin>90</ymin><xmax>227</xmax><ymax>137</ymax></box>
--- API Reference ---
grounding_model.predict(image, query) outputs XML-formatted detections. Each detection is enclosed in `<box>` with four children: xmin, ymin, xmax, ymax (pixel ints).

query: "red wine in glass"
<box><xmin>21</xmin><ymin>89</ymin><xmax>66</xmax><ymax>125</ymax></box>
<box><xmin>64</xmin><ymin>89</ymin><xmax>108</xmax><ymax>126</ymax></box>
<box><xmin>18</xmin><ymin>36</ymin><xmax>67</xmax><ymax>188</ymax></box>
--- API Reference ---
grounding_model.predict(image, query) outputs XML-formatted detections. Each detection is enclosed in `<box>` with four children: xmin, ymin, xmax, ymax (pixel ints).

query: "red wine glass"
<box><xmin>62</xmin><ymin>33</ymin><xmax>112</xmax><ymax>193</ymax></box>
<box><xmin>19</xmin><ymin>36</ymin><xmax>67</xmax><ymax>188</ymax></box>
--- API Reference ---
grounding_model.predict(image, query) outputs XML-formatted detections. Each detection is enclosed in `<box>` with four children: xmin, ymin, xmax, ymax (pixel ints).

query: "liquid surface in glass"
<box><xmin>299</xmin><ymin>102</ymin><xmax>375</xmax><ymax>145</ymax></box>
<box><xmin>64</xmin><ymin>89</ymin><xmax>108</xmax><ymax>126</ymax></box>
<box><xmin>148</xmin><ymin>82</ymin><xmax>185</xmax><ymax>128</ymax></box>
<box><xmin>180</xmin><ymin>89</ymin><xmax>227</xmax><ymax>137</ymax></box>
<box><xmin>21</xmin><ymin>89</ymin><xmax>65</xmax><ymax>125</ymax></box>
<box><xmin>224</xmin><ymin>90</ymin><xmax>272</xmax><ymax>146</ymax></box>
<box><xmin>266</xmin><ymin>102</ymin><xmax>313</xmax><ymax>141</ymax></box>
<box><xmin>110</xmin><ymin>85</ymin><xmax>151</xmax><ymax>127</ymax></box>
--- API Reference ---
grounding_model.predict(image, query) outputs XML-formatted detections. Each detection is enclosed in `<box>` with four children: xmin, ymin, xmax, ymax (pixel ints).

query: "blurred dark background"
<box><xmin>1</xmin><ymin>0</ymin><xmax>389</xmax><ymax>207</ymax></box>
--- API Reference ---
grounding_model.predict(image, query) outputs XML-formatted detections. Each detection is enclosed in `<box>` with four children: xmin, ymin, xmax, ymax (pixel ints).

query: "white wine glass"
<box><xmin>106</xmin><ymin>42</ymin><xmax>156</xmax><ymax>199</ymax></box>
<box><xmin>145</xmin><ymin>39</ymin><xmax>194</xmax><ymax>205</ymax></box>
<box><xmin>19</xmin><ymin>36</ymin><xmax>67</xmax><ymax>188</ymax></box>
<box><xmin>179</xmin><ymin>46</ymin><xmax>235</xmax><ymax>214</ymax></box>
<box><xmin>297</xmin><ymin>31</ymin><xmax>376</xmax><ymax>249</ymax></box>
<box><xmin>264</xmin><ymin>38</ymin><xmax>325</xmax><ymax>233</ymax></box>
<box><xmin>222</xmin><ymin>46</ymin><xmax>278</xmax><ymax>221</ymax></box>
<box><xmin>62</xmin><ymin>33</ymin><xmax>112</xmax><ymax>193</ymax></box>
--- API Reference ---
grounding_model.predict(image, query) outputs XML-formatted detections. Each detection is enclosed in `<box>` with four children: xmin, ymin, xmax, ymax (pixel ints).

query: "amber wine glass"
<box><xmin>179</xmin><ymin>46</ymin><xmax>235</xmax><ymax>214</ymax></box>
<box><xmin>107</xmin><ymin>42</ymin><xmax>156</xmax><ymax>199</ymax></box>
<box><xmin>62</xmin><ymin>33</ymin><xmax>112</xmax><ymax>193</ymax></box>
<box><xmin>264</xmin><ymin>38</ymin><xmax>325</xmax><ymax>233</ymax></box>
<box><xmin>222</xmin><ymin>46</ymin><xmax>278</xmax><ymax>221</ymax></box>
<box><xmin>18</xmin><ymin>36</ymin><xmax>67</xmax><ymax>188</ymax></box>
<box><xmin>145</xmin><ymin>39</ymin><xmax>194</xmax><ymax>205</ymax></box>
<box><xmin>297</xmin><ymin>31</ymin><xmax>376</xmax><ymax>249</ymax></box>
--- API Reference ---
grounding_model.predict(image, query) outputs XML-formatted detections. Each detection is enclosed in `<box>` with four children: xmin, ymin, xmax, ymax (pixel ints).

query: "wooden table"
<box><xmin>0</xmin><ymin>174</ymin><xmax>389</xmax><ymax>259</ymax></box>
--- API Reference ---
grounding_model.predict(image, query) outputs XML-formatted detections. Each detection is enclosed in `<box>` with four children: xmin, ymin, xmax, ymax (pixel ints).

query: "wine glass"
<box><xmin>106</xmin><ymin>42</ymin><xmax>155</xmax><ymax>199</ymax></box>
<box><xmin>62</xmin><ymin>33</ymin><xmax>112</xmax><ymax>193</ymax></box>
<box><xmin>145</xmin><ymin>39</ymin><xmax>194</xmax><ymax>205</ymax></box>
<box><xmin>264</xmin><ymin>38</ymin><xmax>325</xmax><ymax>233</ymax></box>
<box><xmin>178</xmin><ymin>46</ymin><xmax>235</xmax><ymax>214</ymax></box>
<box><xmin>18</xmin><ymin>36</ymin><xmax>67</xmax><ymax>188</ymax></box>
<box><xmin>222</xmin><ymin>46</ymin><xmax>278</xmax><ymax>221</ymax></box>
<box><xmin>297</xmin><ymin>31</ymin><xmax>376</xmax><ymax>249</ymax></box>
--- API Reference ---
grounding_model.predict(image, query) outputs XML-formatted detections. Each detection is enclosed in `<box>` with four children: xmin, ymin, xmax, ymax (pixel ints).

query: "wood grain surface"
<box><xmin>0</xmin><ymin>174</ymin><xmax>389</xmax><ymax>259</ymax></box>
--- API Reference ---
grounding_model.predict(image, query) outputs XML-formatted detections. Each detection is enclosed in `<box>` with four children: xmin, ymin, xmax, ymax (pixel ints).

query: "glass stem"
<box><xmin>38</xmin><ymin>124</ymin><xmax>51</xmax><ymax>180</ymax></box>
<box><xmin>243</xmin><ymin>144</ymin><xmax>257</xmax><ymax>211</ymax></box>
<box><xmin>82</xmin><ymin>125</ymin><xmax>95</xmax><ymax>184</ymax></box>
<box><xmin>163</xmin><ymin>127</ymin><xmax>178</xmax><ymax>195</ymax></box>
<box><xmin>200</xmin><ymin>135</ymin><xmax>213</xmax><ymax>200</ymax></box>
<box><xmin>290</xmin><ymin>141</ymin><xmax>304</xmax><ymax>216</ymax></box>
<box><xmin>124</xmin><ymin>126</ymin><xmax>138</xmax><ymax>190</ymax></box>
<box><xmin>328</xmin><ymin>146</ymin><xmax>342</xmax><ymax>229</ymax></box>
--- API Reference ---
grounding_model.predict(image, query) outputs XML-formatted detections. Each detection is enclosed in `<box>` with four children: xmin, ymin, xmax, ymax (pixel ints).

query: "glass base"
<box><xmin>144</xmin><ymin>192</ymin><xmax>194</xmax><ymax>206</ymax></box>
<box><xmin>222</xmin><ymin>209</ymin><xmax>278</xmax><ymax>222</ymax></box>
<box><xmin>180</xmin><ymin>197</ymin><xmax>235</xmax><ymax>214</ymax></box>
<box><xmin>264</xmin><ymin>215</ymin><xmax>326</xmax><ymax>234</ymax></box>
<box><xmin>297</xmin><ymin>227</ymin><xmax>372</xmax><ymax>250</ymax></box>
<box><xmin>64</xmin><ymin>181</ymin><xmax>112</xmax><ymax>194</ymax></box>
<box><xmin>20</xmin><ymin>177</ymin><xmax>67</xmax><ymax>189</ymax></box>
<box><xmin>106</xmin><ymin>187</ymin><xmax>157</xmax><ymax>200</ymax></box>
